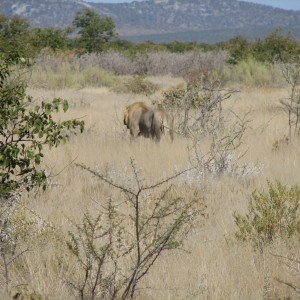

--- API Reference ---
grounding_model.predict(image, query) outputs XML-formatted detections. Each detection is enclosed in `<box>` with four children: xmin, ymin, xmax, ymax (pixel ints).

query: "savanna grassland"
<box><xmin>1</xmin><ymin>52</ymin><xmax>300</xmax><ymax>300</ymax></box>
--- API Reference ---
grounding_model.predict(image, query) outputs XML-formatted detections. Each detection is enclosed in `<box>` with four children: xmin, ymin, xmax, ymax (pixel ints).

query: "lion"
<box><xmin>123</xmin><ymin>102</ymin><xmax>173</xmax><ymax>142</ymax></box>
<box><xmin>123</xmin><ymin>102</ymin><xmax>152</xmax><ymax>138</ymax></box>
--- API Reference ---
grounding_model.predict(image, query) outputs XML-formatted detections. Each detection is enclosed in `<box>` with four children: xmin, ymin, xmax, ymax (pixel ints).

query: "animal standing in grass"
<box><xmin>123</xmin><ymin>102</ymin><xmax>173</xmax><ymax>142</ymax></box>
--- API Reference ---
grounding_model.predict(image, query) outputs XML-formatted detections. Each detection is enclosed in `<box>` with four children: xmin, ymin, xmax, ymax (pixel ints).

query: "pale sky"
<box><xmin>87</xmin><ymin>0</ymin><xmax>300</xmax><ymax>11</ymax></box>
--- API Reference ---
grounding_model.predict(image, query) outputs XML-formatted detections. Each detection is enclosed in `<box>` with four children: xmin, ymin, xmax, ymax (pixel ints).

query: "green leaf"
<box><xmin>45</xmin><ymin>103</ymin><xmax>52</xmax><ymax>115</ymax></box>
<box><xmin>35</xmin><ymin>154</ymin><xmax>41</xmax><ymax>165</ymax></box>
<box><xmin>63</xmin><ymin>100</ymin><xmax>69</xmax><ymax>112</ymax></box>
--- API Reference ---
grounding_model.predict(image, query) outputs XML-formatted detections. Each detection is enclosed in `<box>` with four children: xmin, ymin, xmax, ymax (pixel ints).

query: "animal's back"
<box><xmin>123</xmin><ymin>102</ymin><xmax>152</xmax><ymax>138</ymax></box>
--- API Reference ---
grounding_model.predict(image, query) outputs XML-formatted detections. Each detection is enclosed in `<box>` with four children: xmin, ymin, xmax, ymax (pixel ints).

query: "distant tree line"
<box><xmin>1</xmin><ymin>8</ymin><xmax>300</xmax><ymax>64</ymax></box>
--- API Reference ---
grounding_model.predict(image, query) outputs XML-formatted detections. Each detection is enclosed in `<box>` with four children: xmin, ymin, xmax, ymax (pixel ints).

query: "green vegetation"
<box><xmin>0</xmin><ymin>56</ymin><xmax>84</xmax><ymax>197</ymax></box>
<box><xmin>0</xmin><ymin>15</ymin><xmax>34</xmax><ymax>60</ymax></box>
<box><xmin>222</xmin><ymin>28</ymin><xmax>300</xmax><ymax>64</ymax></box>
<box><xmin>220</xmin><ymin>58</ymin><xmax>285</xmax><ymax>87</ymax></box>
<box><xmin>31</xmin><ymin>27</ymin><xmax>71</xmax><ymax>52</ymax></box>
<box><xmin>1</xmin><ymin>6</ymin><xmax>300</xmax><ymax>69</ymax></box>
<box><xmin>234</xmin><ymin>181</ymin><xmax>300</xmax><ymax>249</ymax></box>
<box><xmin>2</xmin><ymin>6</ymin><xmax>300</xmax><ymax>300</ymax></box>
<box><xmin>2</xmin><ymin>10</ymin><xmax>292</xmax><ymax>90</ymax></box>
<box><xmin>72</xmin><ymin>8</ymin><xmax>117</xmax><ymax>53</ymax></box>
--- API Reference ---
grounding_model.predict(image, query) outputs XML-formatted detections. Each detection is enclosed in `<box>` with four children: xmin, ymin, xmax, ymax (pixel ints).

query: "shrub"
<box><xmin>162</xmin><ymin>84</ymin><xmax>207</xmax><ymax>109</ymax></box>
<box><xmin>252</xmin><ymin>28</ymin><xmax>300</xmax><ymax>64</ymax></box>
<box><xmin>234</xmin><ymin>181</ymin><xmax>300</xmax><ymax>249</ymax></box>
<box><xmin>67</xmin><ymin>160</ymin><xmax>203</xmax><ymax>299</ymax></box>
<box><xmin>0</xmin><ymin>57</ymin><xmax>84</xmax><ymax>195</ymax></box>
<box><xmin>279</xmin><ymin>59</ymin><xmax>300</xmax><ymax>140</ymax></box>
<box><xmin>112</xmin><ymin>75</ymin><xmax>159</xmax><ymax>95</ymax></box>
<box><xmin>220</xmin><ymin>59</ymin><xmax>285</xmax><ymax>87</ymax></box>
<box><xmin>32</xmin><ymin>50</ymin><xmax>228</xmax><ymax>78</ymax></box>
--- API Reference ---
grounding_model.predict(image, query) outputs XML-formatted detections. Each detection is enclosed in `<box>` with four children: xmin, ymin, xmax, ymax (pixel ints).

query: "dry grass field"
<box><xmin>2</xmin><ymin>74</ymin><xmax>300</xmax><ymax>299</ymax></box>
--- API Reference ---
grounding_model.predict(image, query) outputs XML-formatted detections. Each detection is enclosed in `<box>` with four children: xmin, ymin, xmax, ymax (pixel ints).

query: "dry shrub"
<box><xmin>162</xmin><ymin>83</ymin><xmax>207</xmax><ymax>109</ymax></box>
<box><xmin>112</xmin><ymin>75</ymin><xmax>159</xmax><ymax>95</ymax></box>
<box><xmin>0</xmin><ymin>199</ymin><xmax>56</xmax><ymax>296</ymax></box>
<box><xmin>96</xmin><ymin>51</ymin><xmax>137</xmax><ymax>75</ymax></box>
<box><xmin>32</xmin><ymin>50</ymin><xmax>228</xmax><ymax>78</ymax></box>
<box><xmin>66</xmin><ymin>161</ymin><xmax>204</xmax><ymax>299</ymax></box>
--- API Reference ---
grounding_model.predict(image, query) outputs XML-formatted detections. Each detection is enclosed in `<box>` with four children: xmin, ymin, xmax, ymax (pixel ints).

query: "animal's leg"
<box><xmin>130</xmin><ymin>124</ymin><xmax>140</xmax><ymax>137</ymax></box>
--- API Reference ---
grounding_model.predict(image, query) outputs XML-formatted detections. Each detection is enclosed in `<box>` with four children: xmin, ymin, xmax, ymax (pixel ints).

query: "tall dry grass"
<box><xmin>2</xmin><ymin>76</ymin><xmax>299</xmax><ymax>299</ymax></box>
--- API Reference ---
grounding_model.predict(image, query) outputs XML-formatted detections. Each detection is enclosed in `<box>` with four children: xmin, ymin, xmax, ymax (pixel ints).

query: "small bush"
<box><xmin>67</xmin><ymin>161</ymin><xmax>203</xmax><ymax>299</ymax></box>
<box><xmin>162</xmin><ymin>84</ymin><xmax>207</xmax><ymax>109</ymax></box>
<box><xmin>234</xmin><ymin>181</ymin><xmax>300</xmax><ymax>248</ymax></box>
<box><xmin>220</xmin><ymin>59</ymin><xmax>285</xmax><ymax>87</ymax></box>
<box><xmin>112</xmin><ymin>75</ymin><xmax>159</xmax><ymax>95</ymax></box>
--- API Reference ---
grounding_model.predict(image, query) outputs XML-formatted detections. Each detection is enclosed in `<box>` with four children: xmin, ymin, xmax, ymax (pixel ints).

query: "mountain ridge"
<box><xmin>1</xmin><ymin>0</ymin><xmax>300</xmax><ymax>43</ymax></box>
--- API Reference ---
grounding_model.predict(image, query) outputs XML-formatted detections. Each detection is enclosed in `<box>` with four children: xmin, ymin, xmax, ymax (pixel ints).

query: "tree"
<box><xmin>73</xmin><ymin>8</ymin><xmax>117</xmax><ymax>53</ymax></box>
<box><xmin>0</xmin><ymin>56</ymin><xmax>84</xmax><ymax>197</ymax></box>
<box><xmin>31</xmin><ymin>27</ymin><xmax>71</xmax><ymax>52</ymax></box>
<box><xmin>0</xmin><ymin>15</ymin><xmax>34</xmax><ymax>60</ymax></box>
<box><xmin>252</xmin><ymin>28</ymin><xmax>300</xmax><ymax>63</ymax></box>
<box><xmin>224</xmin><ymin>36</ymin><xmax>251</xmax><ymax>64</ymax></box>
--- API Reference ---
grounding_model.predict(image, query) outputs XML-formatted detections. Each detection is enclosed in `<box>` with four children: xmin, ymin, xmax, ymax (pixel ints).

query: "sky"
<box><xmin>86</xmin><ymin>0</ymin><xmax>300</xmax><ymax>11</ymax></box>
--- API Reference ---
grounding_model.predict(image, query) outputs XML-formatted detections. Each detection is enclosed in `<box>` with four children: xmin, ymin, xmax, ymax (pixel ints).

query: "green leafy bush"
<box><xmin>252</xmin><ymin>28</ymin><xmax>300</xmax><ymax>63</ymax></box>
<box><xmin>0</xmin><ymin>56</ymin><xmax>84</xmax><ymax>196</ymax></box>
<box><xmin>234</xmin><ymin>181</ymin><xmax>300</xmax><ymax>248</ymax></box>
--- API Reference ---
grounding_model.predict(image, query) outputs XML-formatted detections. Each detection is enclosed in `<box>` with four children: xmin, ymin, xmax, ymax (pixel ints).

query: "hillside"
<box><xmin>1</xmin><ymin>0</ymin><xmax>300</xmax><ymax>42</ymax></box>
